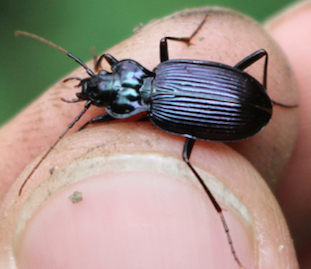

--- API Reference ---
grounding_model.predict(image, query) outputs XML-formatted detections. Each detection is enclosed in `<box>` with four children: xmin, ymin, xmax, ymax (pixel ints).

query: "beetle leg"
<box><xmin>78</xmin><ymin>113</ymin><xmax>115</xmax><ymax>131</ymax></box>
<box><xmin>159</xmin><ymin>15</ymin><xmax>208</xmax><ymax>62</ymax></box>
<box><xmin>183</xmin><ymin>139</ymin><xmax>222</xmax><ymax>211</ymax></box>
<box><xmin>234</xmin><ymin>49</ymin><xmax>268</xmax><ymax>88</ymax></box>
<box><xmin>183</xmin><ymin>138</ymin><xmax>244</xmax><ymax>268</ymax></box>
<box><xmin>271</xmin><ymin>100</ymin><xmax>298</xmax><ymax>108</ymax></box>
<box><xmin>235</xmin><ymin>50</ymin><xmax>298</xmax><ymax>108</ymax></box>
<box><xmin>63</xmin><ymin>77</ymin><xmax>82</xmax><ymax>83</ymax></box>
<box><xmin>61</xmin><ymin>98</ymin><xmax>83</xmax><ymax>103</ymax></box>
<box><xmin>95</xmin><ymin>53</ymin><xmax>119</xmax><ymax>72</ymax></box>
<box><xmin>159</xmin><ymin>37</ymin><xmax>189</xmax><ymax>62</ymax></box>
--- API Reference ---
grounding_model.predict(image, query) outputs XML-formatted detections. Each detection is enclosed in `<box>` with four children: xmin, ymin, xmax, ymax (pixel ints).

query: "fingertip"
<box><xmin>15</xmin><ymin>170</ymin><xmax>254</xmax><ymax>269</ymax></box>
<box><xmin>265</xmin><ymin>2</ymin><xmax>311</xmax><ymax>268</ymax></box>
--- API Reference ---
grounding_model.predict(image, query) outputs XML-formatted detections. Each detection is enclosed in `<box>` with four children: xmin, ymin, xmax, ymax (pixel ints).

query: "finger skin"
<box><xmin>0</xmin><ymin>7</ymin><xmax>299</xmax><ymax>269</ymax></box>
<box><xmin>265</xmin><ymin>1</ymin><xmax>311</xmax><ymax>268</ymax></box>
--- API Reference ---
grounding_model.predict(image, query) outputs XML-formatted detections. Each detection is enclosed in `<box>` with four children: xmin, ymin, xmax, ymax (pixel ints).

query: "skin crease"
<box><xmin>265</xmin><ymin>1</ymin><xmax>311</xmax><ymax>268</ymax></box>
<box><xmin>0</xmin><ymin>6</ymin><xmax>302</xmax><ymax>269</ymax></box>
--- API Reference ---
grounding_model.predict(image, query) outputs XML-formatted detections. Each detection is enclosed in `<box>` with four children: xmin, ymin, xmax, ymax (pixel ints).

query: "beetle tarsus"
<box><xmin>159</xmin><ymin>14</ymin><xmax>208</xmax><ymax>62</ymax></box>
<box><xmin>61</xmin><ymin>97</ymin><xmax>81</xmax><ymax>103</ymax></box>
<box><xmin>182</xmin><ymin>138</ymin><xmax>244</xmax><ymax>269</ymax></box>
<box><xmin>272</xmin><ymin>100</ymin><xmax>298</xmax><ymax>108</ymax></box>
<box><xmin>78</xmin><ymin>113</ymin><xmax>115</xmax><ymax>131</ymax></box>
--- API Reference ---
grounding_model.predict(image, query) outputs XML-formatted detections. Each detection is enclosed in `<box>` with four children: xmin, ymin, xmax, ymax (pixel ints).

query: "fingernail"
<box><xmin>14</xmin><ymin>154</ymin><xmax>254</xmax><ymax>269</ymax></box>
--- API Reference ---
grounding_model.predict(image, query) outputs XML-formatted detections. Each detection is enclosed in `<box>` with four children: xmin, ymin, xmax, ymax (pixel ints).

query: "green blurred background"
<box><xmin>0</xmin><ymin>0</ymin><xmax>297</xmax><ymax>126</ymax></box>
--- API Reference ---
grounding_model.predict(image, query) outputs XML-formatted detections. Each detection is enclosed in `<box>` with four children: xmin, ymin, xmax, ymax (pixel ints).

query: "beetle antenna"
<box><xmin>19</xmin><ymin>100</ymin><xmax>92</xmax><ymax>196</ymax></box>
<box><xmin>15</xmin><ymin>31</ymin><xmax>95</xmax><ymax>77</ymax></box>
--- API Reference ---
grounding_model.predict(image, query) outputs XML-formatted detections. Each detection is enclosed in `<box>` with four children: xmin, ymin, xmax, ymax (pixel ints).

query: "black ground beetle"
<box><xmin>16</xmin><ymin>15</ymin><xmax>297</xmax><ymax>268</ymax></box>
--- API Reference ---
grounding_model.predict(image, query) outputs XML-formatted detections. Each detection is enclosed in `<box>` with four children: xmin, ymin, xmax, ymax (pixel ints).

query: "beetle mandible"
<box><xmin>16</xmin><ymin>15</ymin><xmax>297</xmax><ymax>269</ymax></box>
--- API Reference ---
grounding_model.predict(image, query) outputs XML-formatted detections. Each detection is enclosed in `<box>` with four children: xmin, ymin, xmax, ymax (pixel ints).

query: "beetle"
<box><xmin>16</xmin><ymin>15</ymin><xmax>297</xmax><ymax>268</ymax></box>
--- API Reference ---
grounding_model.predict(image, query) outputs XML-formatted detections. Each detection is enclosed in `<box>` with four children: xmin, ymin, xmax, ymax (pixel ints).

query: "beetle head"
<box><xmin>70</xmin><ymin>70</ymin><xmax>116</xmax><ymax>107</ymax></box>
